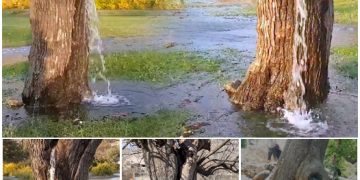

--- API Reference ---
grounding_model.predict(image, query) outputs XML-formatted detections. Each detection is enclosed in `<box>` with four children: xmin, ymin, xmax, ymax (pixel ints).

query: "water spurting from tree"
<box><xmin>281</xmin><ymin>0</ymin><xmax>328</xmax><ymax>134</ymax></box>
<box><xmin>85</xmin><ymin>0</ymin><xmax>130</xmax><ymax>106</ymax></box>
<box><xmin>49</xmin><ymin>148</ymin><xmax>56</xmax><ymax>180</ymax></box>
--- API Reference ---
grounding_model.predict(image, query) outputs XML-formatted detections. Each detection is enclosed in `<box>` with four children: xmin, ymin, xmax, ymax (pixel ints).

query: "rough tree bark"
<box><xmin>22</xmin><ymin>0</ymin><xmax>91</xmax><ymax>107</ymax></box>
<box><xmin>225</xmin><ymin>0</ymin><xmax>334</xmax><ymax>112</ymax></box>
<box><xmin>132</xmin><ymin>139</ymin><xmax>238</xmax><ymax>180</ymax></box>
<box><xmin>24</xmin><ymin>139</ymin><xmax>102</xmax><ymax>180</ymax></box>
<box><xmin>269</xmin><ymin>139</ymin><xmax>329</xmax><ymax>180</ymax></box>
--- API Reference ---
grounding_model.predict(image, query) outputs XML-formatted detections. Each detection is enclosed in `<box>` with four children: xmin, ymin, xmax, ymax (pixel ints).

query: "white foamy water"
<box><xmin>85</xmin><ymin>0</ymin><xmax>129</xmax><ymax>106</ymax></box>
<box><xmin>90</xmin><ymin>93</ymin><xmax>131</xmax><ymax>106</ymax></box>
<box><xmin>266</xmin><ymin>108</ymin><xmax>328</xmax><ymax>136</ymax></box>
<box><xmin>275</xmin><ymin>0</ymin><xmax>328</xmax><ymax>134</ymax></box>
<box><xmin>49</xmin><ymin>148</ymin><xmax>56</xmax><ymax>180</ymax></box>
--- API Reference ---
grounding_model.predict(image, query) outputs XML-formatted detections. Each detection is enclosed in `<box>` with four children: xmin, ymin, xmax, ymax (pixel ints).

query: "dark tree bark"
<box><xmin>132</xmin><ymin>139</ymin><xmax>238</xmax><ymax>180</ymax></box>
<box><xmin>225</xmin><ymin>0</ymin><xmax>334</xmax><ymax>112</ymax></box>
<box><xmin>269</xmin><ymin>139</ymin><xmax>329</xmax><ymax>180</ymax></box>
<box><xmin>22</xmin><ymin>0</ymin><xmax>91</xmax><ymax>108</ymax></box>
<box><xmin>24</xmin><ymin>139</ymin><xmax>102</xmax><ymax>180</ymax></box>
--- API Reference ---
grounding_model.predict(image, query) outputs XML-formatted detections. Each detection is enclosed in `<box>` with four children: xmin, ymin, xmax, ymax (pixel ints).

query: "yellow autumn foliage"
<box><xmin>3</xmin><ymin>162</ymin><xmax>34</xmax><ymax>179</ymax></box>
<box><xmin>3</xmin><ymin>0</ymin><xmax>183</xmax><ymax>10</ymax></box>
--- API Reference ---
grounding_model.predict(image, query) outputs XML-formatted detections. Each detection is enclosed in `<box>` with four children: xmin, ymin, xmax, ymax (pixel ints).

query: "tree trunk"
<box><xmin>269</xmin><ymin>139</ymin><xmax>329</xmax><ymax>180</ymax></box>
<box><xmin>25</xmin><ymin>139</ymin><xmax>102</xmax><ymax>180</ymax></box>
<box><xmin>137</xmin><ymin>139</ymin><xmax>211</xmax><ymax>180</ymax></box>
<box><xmin>225</xmin><ymin>0</ymin><xmax>333</xmax><ymax>112</ymax></box>
<box><xmin>22</xmin><ymin>0</ymin><xmax>91</xmax><ymax>108</ymax></box>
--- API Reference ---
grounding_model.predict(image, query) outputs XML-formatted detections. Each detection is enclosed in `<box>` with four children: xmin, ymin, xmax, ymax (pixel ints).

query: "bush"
<box><xmin>12</xmin><ymin>166</ymin><xmax>33</xmax><ymax>180</ymax></box>
<box><xmin>3</xmin><ymin>0</ymin><xmax>183</xmax><ymax>10</ymax></box>
<box><xmin>91</xmin><ymin>162</ymin><xmax>118</xmax><ymax>176</ymax></box>
<box><xmin>3</xmin><ymin>163</ymin><xmax>17</xmax><ymax>176</ymax></box>
<box><xmin>3</xmin><ymin>163</ymin><xmax>34</xmax><ymax>179</ymax></box>
<box><xmin>3</xmin><ymin>0</ymin><xmax>29</xmax><ymax>9</ymax></box>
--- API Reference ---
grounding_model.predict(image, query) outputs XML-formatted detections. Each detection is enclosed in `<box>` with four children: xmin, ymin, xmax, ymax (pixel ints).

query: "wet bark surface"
<box><xmin>25</xmin><ymin>139</ymin><xmax>102</xmax><ymax>180</ymax></box>
<box><xmin>226</xmin><ymin>0</ymin><xmax>334</xmax><ymax>112</ymax></box>
<box><xmin>22</xmin><ymin>0</ymin><xmax>91</xmax><ymax>108</ymax></box>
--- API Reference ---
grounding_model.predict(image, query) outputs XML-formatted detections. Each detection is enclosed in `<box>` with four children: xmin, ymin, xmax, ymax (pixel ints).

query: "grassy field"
<box><xmin>332</xmin><ymin>46</ymin><xmax>358</xmax><ymax>79</ymax></box>
<box><xmin>3</xmin><ymin>110</ymin><xmax>189</xmax><ymax>137</ymax></box>
<box><xmin>223</xmin><ymin>0</ymin><xmax>357</xmax><ymax>24</ymax></box>
<box><xmin>3</xmin><ymin>10</ymin><xmax>168</xmax><ymax>47</ymax></box>
<box><xmin>102</xmin><ymin>51</ymin><xmax>220</xmax><ymax>84</ymax></box>
<box><xmin>3</xmin><ymin>51</ymin><xmax>221</xmax><ymax>84</ymax></box>
<box><xmin>334</xmin><ymin>0</ymin><xmax>358</xmax><ymax>24</ymax></box>
<box><xmin>3</xmin><ymin>1</ymin><xmax>357</xmax><ymax>47</ymax></box>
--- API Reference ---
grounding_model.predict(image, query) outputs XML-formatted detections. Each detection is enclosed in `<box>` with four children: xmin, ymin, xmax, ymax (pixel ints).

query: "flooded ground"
<box><xmin>2</xmin><ymin>0</ymin><xmax>357</xmax><ymax>137</ymax></box>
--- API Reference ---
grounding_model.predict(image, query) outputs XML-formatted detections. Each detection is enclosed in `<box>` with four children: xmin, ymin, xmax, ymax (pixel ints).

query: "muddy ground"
<box><xmin>2</xmin><ymin>0</ymin><xmax>358</xmax><ymax>137</ymax></box>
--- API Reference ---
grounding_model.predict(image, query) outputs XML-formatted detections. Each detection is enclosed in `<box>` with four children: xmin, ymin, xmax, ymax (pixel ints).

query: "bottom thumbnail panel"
<box><xmin>241</xmin><ymin>139</ymin><xmax>357</xmax><ymax>180</ymax></box>
<box><xmin>3</xmin><ymin>139</ymin><xmax>120</xmax><ymax>180</ymax></box>
<box><xmin>122</xmin><ymin>139</ymin><xmax>239</xmax><ymax>180</ymax></box>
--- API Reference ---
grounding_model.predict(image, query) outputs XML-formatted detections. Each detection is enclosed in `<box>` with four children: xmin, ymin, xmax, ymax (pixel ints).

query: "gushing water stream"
<box><xmin>49</xmin><ymin>148</ymin><xmax>56</xmax><ymax>180</ymax></box>
<box><xmin>85</xmin><ymin>0</ymin><xmax>130</xmax><ymax>106</ymax></box>
<box><xmin>279</xmin><ymin>0</ymin><xmax>328</xmax><ymax>135</ymax></box>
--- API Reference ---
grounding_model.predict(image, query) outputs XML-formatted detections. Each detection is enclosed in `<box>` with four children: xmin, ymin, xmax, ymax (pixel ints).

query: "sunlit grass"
<box><xmin>2</xmin><ymin>10</ymin><xmax>168</xmax><ymax>47</ymax></box>
<box><xmin>2</xmin><ymin>61</ymin><xmax>28</xmax><ymax>79</ymax></box>
<box><xmin>3</xmin><ymin>110</ymin><xmax>189</xmax><ymax>137</ymax></box>
<box><xmin>331</xmin><ymin>45</ymin><xmax>358</xmax><ymax>79</ymax></box>
<box><xmin>102</xmin><ymin>51</ymin><xmax>220</xmax><ymax>84</ymax></box>
<box><xmin>4</xmin><ymin>51</ymin><xmax>221</xmax><ymax>85</ymax></box>
<box><xmin>334</xmin><ymin>0</ymin><xmax>357</xmax><ymax>24</ymax></box>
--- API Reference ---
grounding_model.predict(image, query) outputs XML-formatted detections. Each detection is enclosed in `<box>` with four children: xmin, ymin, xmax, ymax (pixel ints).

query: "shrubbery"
<box><xmin>3</xmin><ymin>163</ymin><xmax>34</xmax><ymax>179</ymax></box>
<box><xmin>3</xmin><ymin>0</ymin><xmax>29</xmax><ymax>9</ymax></box>
<box><xmin>90</xmin><ymin>162</ymin><xmax>119</xmax><ymax>176</ymax></box>
<box><xmin>3</xmin><ymin>0</ymin><xmax>184</xmax><ymax>10</ymax></box>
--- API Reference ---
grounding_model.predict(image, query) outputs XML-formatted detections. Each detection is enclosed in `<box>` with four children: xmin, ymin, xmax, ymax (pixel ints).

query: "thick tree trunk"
<box><xmin>25</xmin><ymin>139</ymin><xmax>102</xmax><ymax>180</ymax></box>
<box><xmin>137</xmin><ymin>139</ymin><xmax>211</xmax><ymax>180</ymax></box>
<box><xmin>269</xmin><ymin>139</ymin><xmax>329</xmax><ymax>180</ymax></box>
<box><xmin>225</xmin><ymin>0</ymin><xmax>333</xmax><ymax>112</ymax></box>
<box><xmin>22</xmin><ymin>0</ymin><xmax>91</xmax><ymax>107</ymax></box>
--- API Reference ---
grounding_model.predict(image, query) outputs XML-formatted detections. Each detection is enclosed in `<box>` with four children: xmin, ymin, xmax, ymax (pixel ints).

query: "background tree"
<box><xmin>269</xmin><ymin>139</ymin><xmax>329</xmax><ymax>180</ymax></box>
<box><xmin>3</xmin><ymin>139</ymin><xmax>29</xmax><ymax>163</ymax></box>
<box><xmin>225</xmin><ymin>0</ymin><xmax>334</xmax><ymax>112</ymax></box>
<box><xmin>125</xmin><ymin>139</ymin><xmax>239</xmax><ymax>180</ymax></box>
<box><xmin>24</xmin><ymin>139</ymin><xmax>102</xmax><ymax>180</ymax></box>
<box><xmin>22</xmin><ymin>0</ymin><xmax>91</xmax><ymax>107</ymax></box>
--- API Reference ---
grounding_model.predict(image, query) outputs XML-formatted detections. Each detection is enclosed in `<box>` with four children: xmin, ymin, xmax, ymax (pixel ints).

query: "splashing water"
<box><xmin>85</xmin><ymin>0</ymin><xmax>130</xmax><ymax>106</ymax></box>
<box><xmin>280</xmin><ymin>0</ymin><xmax>327</xmax><ymax>133</ymax></box>
<box><xmin>49</xmin><ymin>148</ymin><xmax>56</xmax><ymax>180</ymax></box>
<box><xmin>271</xmin><ymin>109</ymin><xmax>329</xmax><ymax>136</ymax></box>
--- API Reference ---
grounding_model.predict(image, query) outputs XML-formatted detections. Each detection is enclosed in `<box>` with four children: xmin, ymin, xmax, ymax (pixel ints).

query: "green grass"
<box><xmin>102</xmin><ymin>51</ymin><xmax>220</xmax><ymax>84</ymax></box>
<box><xmin>332</xmin><ymin>46</ymin><xmax>358</xmax><ymax>79</ymax></box>
<box><xmin>2</xmin><ymin>10</ymin><xmax>32</xmax><ymax>47</ymax></box>
<box><xmin>3</xmin><ymin>110</ymin><xmax>189</xmax><ymax>137</ymax></box>
<box><xmin>4</xmin><ymin>51</ymin><xmax>221</xmax><ymax>84</ymax></box>
<box><xmin>3</xmin><ymin>10</ymin><xmax>168</xmax><ymax>47</ymax></box>
<box><xmin>2</xmin><ymin>61</ymin><xmax>28</xmax><ymax>79</ymax></box>
<box><xmin>213</xmin><ymin>6</ymin><xmax>256</xmax><ymax>17</ymax></box>
<box><xmin>213</xmin><ymin>0</ymin><xmax>357</xmax><ymax>24</ymax></box>
<box><xmin>334</xmin><ymin>0</ymin><xmax>358</xmax><ymax>24</ymax></box>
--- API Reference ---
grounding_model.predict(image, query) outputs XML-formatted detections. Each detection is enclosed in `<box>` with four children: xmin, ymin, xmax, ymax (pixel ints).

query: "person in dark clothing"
<box><xmin>267</xmin><ymin>144</ymin><xmax>281</xmax><ymax>162</ymax></box>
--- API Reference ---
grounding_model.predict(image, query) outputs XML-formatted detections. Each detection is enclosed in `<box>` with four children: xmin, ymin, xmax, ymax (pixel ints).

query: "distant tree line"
<box><xmin>2</xmin><ymin>0</ymin><xmax>184</xmax><ymax>10</ymax></box>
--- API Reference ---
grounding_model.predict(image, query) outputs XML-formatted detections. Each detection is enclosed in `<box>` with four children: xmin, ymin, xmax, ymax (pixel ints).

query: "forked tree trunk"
<box><xmin>225</xmin><ymin>0</ymin><xmax>334</xmax><ymax>112</ymax></box>
<box><xmin>22</xmin><ymin>0</ymin><xmax>91</xmax><ymax>107</ymax></box>
<box><xmin>269</xmin><ymin>140</ymin><xmax>329</xmax><ymax>180</ymax></box>
<box><xmin>25</xmin><ymin>139</ymin><xmax>102</xmax><ymax>180</ymax></box>
<box><xmin>137</xmin><ymin>139</ymin><xmax>211</xmax><ymax>180</ymax></box>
